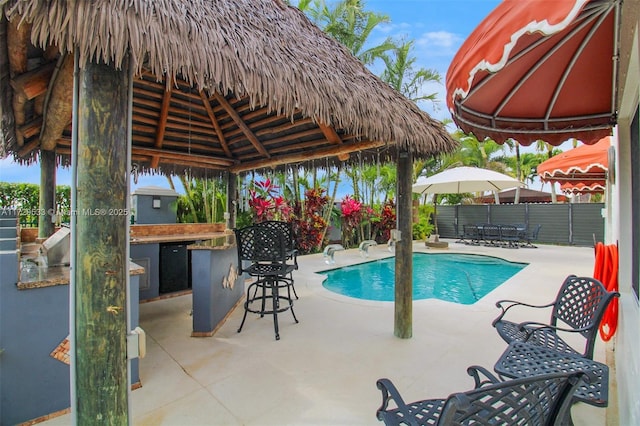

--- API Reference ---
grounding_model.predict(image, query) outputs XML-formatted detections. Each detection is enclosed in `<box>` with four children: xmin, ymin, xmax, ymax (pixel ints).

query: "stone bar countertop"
<box><xmin>17</xmin><ymin>262</ymin><xmax>145</xmax><ymax>290</ymax></box>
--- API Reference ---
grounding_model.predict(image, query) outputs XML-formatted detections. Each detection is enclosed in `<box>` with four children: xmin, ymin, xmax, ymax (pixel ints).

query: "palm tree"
<box><xmin>298</xmin><ymin>0</ymin><xmax>396</xmax><ymax>65</ymax></box>
<box><xmin>453</xmin><ymin>131</ymin><xmax>511</xmax><ymax>174</ymax></box>
<box><xmin>380</xmin><ymin>39</ymin><xmax>441</xmax><ymax>105</ymax></box>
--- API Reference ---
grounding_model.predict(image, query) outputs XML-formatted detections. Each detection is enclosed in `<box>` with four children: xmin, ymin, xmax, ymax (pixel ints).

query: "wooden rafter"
<box><xmin>134</xmin><ymin>146</ymin><xmax>236</xmax><ymax>167</ymax></box>
<box><xmin>10</xmin><ymin>61</ymin><xmax>55</xmax><ymax>143</ymax></box>
<box><xmin>200</xmin><ymin>91</ymin><xmax>232</xmax><ymax>158</ymax></box>
<box><xmin>231</xmin><ymin>140</ymin><xmax>386</xmax><ymax>173</ymax></box>
<box><xmin>150</xmin><ymin>81</ymin><xmax>172</xmax><ymax>168</ymax></box>
<box><xmin>213</xmin><ymin>92</ymin><xmax>270</xmax><ymax>158</ymax></box>
<box><xmin>318</xmin><ymin>122</ymin><xmax>342</xmax><ymax>144</ymax></box>
<box><xmin>40</xmin><ymin>55</ymin><xmax>73</xmax><ymax>151</ymax></box>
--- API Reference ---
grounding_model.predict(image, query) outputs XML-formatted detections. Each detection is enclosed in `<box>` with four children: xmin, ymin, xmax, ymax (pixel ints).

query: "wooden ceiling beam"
<box><xmin>134</xmin><ymin>146</ymin><xmax>236</xmax><ymax>167</ymax></box>
<box><xmin>18</xmin><ymin>117</ymin><xmax>43</xmax><ymax>140</ymax></box>
<box><xmin>213</xmin><ymin>92</ymin><xmax>270</xmax><ymax>158</ymax></box>
<box><xmin>150</xmin><ymin>83</ymin><xmax>172</xmax><ymax>168</ymax></box>
<box><xmin>40</xmin><ymin>55</ymin><xmax>74</xmax><ymax>151</ymax></box>
<box><xmin>231</xmin><ymin>140</ymin><xmax>386</xmax><ymax>173</ymax></box>
<box><xmin>17</xmin><ymin>139</ymin><xmax>39</xmax><ymax>157</ymax></box>
<box><xmin>318</xmin><ymin>122</ymin><xmax>343</xmax><ymax>144</ymax></box>
<box><xmin>200</xmin><ymin>91</ymin><xmax>232</xmax><ymax>158</ymax></box>
<box><xmin>10</xmin><ymin>62</ymin><xmax>55</xmax><ymax>141</ymax></box>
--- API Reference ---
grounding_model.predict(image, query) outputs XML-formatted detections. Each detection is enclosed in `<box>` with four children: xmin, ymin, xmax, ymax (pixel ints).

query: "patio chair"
<box><xmin>459</xmin><ymin>224</ymin><xmax>481</xmax><ymax>245</ymax></box>
<box><xmin>522</xmin><ymin>224</ymin><xmax>542</xmax><ymax>248</ymax></box>
<box><xmin>234</xmin><ymin>224</ymin><xmax>299</xmax><ymax>340</ymax></box>
<box><xmin>376</xmin><ymin>365</ymin><xmax>584</xmax><ymax>426</ymax></box>
<box><xmin>499</xmin><ymin>224</ymin><xmax>521</xmax><ymax>248</ymax></box>
<box><xmin>254</xmin><ymin>220</ymin><xmax>299</xmax><ymax>299</ymax></box>
<box><xmin>481</xmin><ymin>224</ymin><xmax>501</xmax><ymax>246</ymax></box>
<box><xmin>492</xmin><ymin>275</ymin><xmax>620</xmax><ymax>359</ymax></box>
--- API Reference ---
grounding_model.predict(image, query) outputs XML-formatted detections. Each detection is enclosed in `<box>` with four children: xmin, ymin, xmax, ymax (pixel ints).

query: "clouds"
<box><xmin>415</xmin><ymin>30</ymin><xmax>462</xmax><ymax>55</ymax></box>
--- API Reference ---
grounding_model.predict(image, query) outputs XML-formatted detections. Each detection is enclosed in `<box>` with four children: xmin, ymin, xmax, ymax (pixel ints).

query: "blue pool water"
<box><xmin>321</xmin><ymin>253</ymin><xmax>527</xmax><ymax>304</ymax></box>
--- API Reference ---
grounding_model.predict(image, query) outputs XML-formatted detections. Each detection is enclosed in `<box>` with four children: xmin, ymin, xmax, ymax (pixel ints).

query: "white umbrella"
<box><xmin>412</xmin><ymin>166</ymin><xmax>525</xmax><ymax>239</ymax></box>
<box><xmin>412</xmin><ymin>166</ymin><xmax>525</xmax><ymax>195</ymax></box>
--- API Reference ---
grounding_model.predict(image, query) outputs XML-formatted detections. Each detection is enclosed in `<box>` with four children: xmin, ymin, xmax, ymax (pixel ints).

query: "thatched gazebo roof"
<box><xmin>0</xmin><ymin>0</ymin><xmax>457</xmax><ymax>176</ymax></box>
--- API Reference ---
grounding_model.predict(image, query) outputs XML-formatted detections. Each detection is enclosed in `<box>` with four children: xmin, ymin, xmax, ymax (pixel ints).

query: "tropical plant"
<box><xmin>291</xmin><ymin>187</ymin><xmax>330</xmax><ymax>254</ymax></box>
<box><xmin>175</xmin><ymin>176</ymin><xmax>227</xmax><ymax>223</ymax></box>
<box><xmin>247</xmin><ymin>178</ymin><xmax>292</xmax><ymax>223</ymax></box>
<box><xmin>380</xmin><ymin>39</ymin><xmax>441</xmax><ymax>106</ymax></box>
<box><xmin>370</xmin><ymin>199</ymin><xmax>396</xmax><ymax>243</ymax></box>
<box><xmin>412</xmin><ymin>204</ymin><xmax>434</xmax><ymax>240</ymax></box>
<box><xmin>340</xmin><ymin>195</ymin><xmax>363</xmax><ymax>247</ymax></box>
<box><xmin>298</xmin><ymin>0</ymin><xmax>395</xmax><ymax>65</ymax></box>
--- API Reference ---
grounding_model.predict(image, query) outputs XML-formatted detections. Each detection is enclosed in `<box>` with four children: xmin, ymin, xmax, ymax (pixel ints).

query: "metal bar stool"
<box><xmin>234</xmin><ymin>224</ymin><xmax>298</xmax><ymax>340</ymax></box>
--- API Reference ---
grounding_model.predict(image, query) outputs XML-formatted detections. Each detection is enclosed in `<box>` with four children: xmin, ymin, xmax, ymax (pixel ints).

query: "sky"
<box><xmin>0</xmin><ymin>0</ymin><xmax>561</xmax><ymax>194</ymax></box>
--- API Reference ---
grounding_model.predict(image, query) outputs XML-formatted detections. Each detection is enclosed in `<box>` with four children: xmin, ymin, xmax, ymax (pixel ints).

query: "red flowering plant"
<box><xmin>370</xmin><ymin>199</ymin><xmax>396</xmax><ymax>243</ymax></box>
<box><xmin>290</xmin><ymin>188</ymin><xmax>329</xmax><ymax>254</ymax></box>
<box><xmin>248</xmin><ymin>179</ymin><xmax>292</xmax><ymax>222</ymax></box>
<box><xmin>340</xmin><ymin>195</ymin><xmax>363</xmax><ymax>248</ymax></box>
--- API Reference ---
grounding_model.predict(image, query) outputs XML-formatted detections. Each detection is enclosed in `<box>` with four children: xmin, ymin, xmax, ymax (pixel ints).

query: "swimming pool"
<box><xmin>320</xmin><ymin>253</ymin><xmax>527</xmax><ymax>304</ymax></box>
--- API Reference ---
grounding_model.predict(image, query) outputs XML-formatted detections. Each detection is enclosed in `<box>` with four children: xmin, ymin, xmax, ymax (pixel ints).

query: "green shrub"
<box><xmin>412</xmin><ymin>204</ymin><xmax>434</xmax><ymax>240</ymax></box>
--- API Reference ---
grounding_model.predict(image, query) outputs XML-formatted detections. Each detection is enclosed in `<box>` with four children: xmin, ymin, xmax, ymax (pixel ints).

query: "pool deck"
<box><xmin>42</xmin><ymin>239</ymin><xmax>612</xmax><ymax>425</ymax></box>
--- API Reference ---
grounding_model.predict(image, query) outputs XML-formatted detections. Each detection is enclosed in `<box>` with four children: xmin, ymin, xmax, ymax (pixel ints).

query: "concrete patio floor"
<box><xmin>42</xmin><ymin>239</ymin><xmax>612</xmax><ymax>425</ymax></box>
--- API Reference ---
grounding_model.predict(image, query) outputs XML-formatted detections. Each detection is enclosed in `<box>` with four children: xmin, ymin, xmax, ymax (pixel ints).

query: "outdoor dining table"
<box><xmin>494</xmin><ymin>341</ymin><xmax>609</xmax><ymax>416</ymax></box>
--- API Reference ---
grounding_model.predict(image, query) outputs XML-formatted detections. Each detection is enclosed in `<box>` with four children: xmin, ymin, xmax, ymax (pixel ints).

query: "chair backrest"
<box><xmin>483</xmin><ymin>224</ymin><xmax>501</xmax><ymax>240</ymax></box>
<box><xmin>530</xmin><ymin>224</ymin><xmax>542</xmax><ymax>239</ymax></box>
<box><xmin>255</xmin><ymin>221</ymin><xmax>295</xmax><ymax>251</ymax></box>
<box><xmin>499</xmin><ymin>225</ymin><xmax>519</xmax><ymax>240</ymax></box>
<box><xmin>438</xmin><ymin>371</ymin><xmax>584</xmax><ymax>426</ymax></box>
<box><xmin>234</xmin><ymin>225</ymin><xmax>287</xmax><ymax>269</ymax></box>
<box><xmin>551</xmin><ymin>275</ymin><xmax>619</xmax><ymax>358</ymax></box>
<box><xmin>463</xmin><ymin>224</ymin><xmax>480</xmax><ymax>238</ymax></box>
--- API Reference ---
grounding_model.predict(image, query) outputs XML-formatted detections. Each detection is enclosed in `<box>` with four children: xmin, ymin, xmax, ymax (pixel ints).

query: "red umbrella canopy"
<box><xmin>446</xmin><ymin>0</ymin><xmax>619</xmax><ymax>146</ymax></box>
<box><xmin>537</xmin><ymin>136</ymin><xmax>610</xmax><ymax>187</ymax></box>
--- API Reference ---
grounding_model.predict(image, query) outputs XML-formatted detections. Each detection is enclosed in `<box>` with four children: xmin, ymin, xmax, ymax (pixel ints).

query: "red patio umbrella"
<box><xmin>446</xmin><ymin>0</ymin><xmax>620</xmax><ymax>146</ymax></box>
<box><xmin>537</xmin><ymin>136</ymin><xmax>610</xmax><ymax>193</ymax></box>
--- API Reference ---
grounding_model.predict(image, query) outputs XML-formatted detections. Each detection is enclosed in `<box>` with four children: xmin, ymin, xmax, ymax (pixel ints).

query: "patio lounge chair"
<box><xmin>376</xmin><ymin>365</ymin><xmax>584</xmax><ymax>426</ymax></box>
<box><xmin>492</xmin><ymin>275</ymin><xmax>620</xmax><ymax>359</ymax></box>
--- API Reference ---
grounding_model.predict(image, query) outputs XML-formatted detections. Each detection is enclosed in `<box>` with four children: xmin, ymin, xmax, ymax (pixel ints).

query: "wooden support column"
<box><xmin>38</xmin><ymin>149</ymin><xmax>55</xmax><ymax>238</ymax></box>
<box><xmin>227</xmin><ymin>172</ymin><xmax>237</xmax><ymax>229</ymax></box>
<box><xmin>394</xmin><ymin>149</ymin><xmax>413</xmax><ymax>339</ymax></box>
<box><xmin>73</xmin><ymin>58</ymin><xmax>130</xmax><ymax>423</ymax></box>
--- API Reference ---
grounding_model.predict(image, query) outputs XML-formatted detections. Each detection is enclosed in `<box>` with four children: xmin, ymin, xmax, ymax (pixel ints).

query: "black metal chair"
<box><xmin>234</xmin><ymin>224</ymin><xmax>299</xmax><ymax>340</ymax></box>
<box><xmin>499</xmin><ymin>224</ymin><xmax>521</xmax><ymax>248</ymax></box>
<box><xmin>254</xmin><ymin>220</ymin><xmax>299</xmax><ymax>299</ymax></box>
<box><xmin>522</xmin><ymin>224</ymin><xmax>543</xmax><ymax>248</ymax></box>
<box><xmin>493</xmin><ymin>275</ymin><xmax>620</xmax><ymax>359</ymax></box>
<box><xmin>460</xmin><ymin>224</ymin><xmax>481</xmax><ymax>245</ymax></box>
<box><xmin>481</xmin><ymin>224</ymin><xmax>501</xmax><ymax>245</ymax></box>
<box><xmin>376</xmin><ymin>365</ymin><xmax>584</xmax><ymax>426</ymax></box>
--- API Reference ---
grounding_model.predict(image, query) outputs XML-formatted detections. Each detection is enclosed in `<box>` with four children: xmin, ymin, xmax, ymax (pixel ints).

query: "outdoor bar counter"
<box><xmin>1</xmin><ymin>222</ymin><xmax>242</xmax><ymax>424</ymax></box>
<box><xmin>129</xmin><ymin>223</ymin><xmax>243</xmax><ymax>336</ymax></box>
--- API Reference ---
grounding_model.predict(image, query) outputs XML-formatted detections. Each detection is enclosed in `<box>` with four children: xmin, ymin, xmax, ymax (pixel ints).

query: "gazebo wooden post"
<box><xmin>227</xmin><ymin>172</ymin><xmax>237</xmax><ymax>227</ymax></box>
<box><xmin>394</xmin><ymin>150</ymin><xmax>413</xmax><ymax>339</ymax></box>
<box><xmin>38</xmin><ymin>149</ymin><xmax>55</xmax><ymax>238</ymax></box>
<box><xmin>71</xmin><ymin>57</ymin><xmax>130</xmax><ymax>423</ymax></box>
